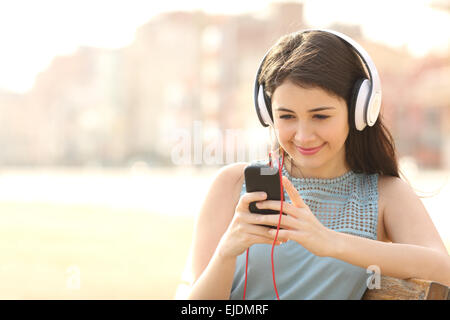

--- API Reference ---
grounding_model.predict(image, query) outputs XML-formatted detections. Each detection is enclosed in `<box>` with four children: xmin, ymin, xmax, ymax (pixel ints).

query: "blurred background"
<box><xmin>0</xmin><ymin>0</ymin><xmax>449</xmax><ymax>299</ymax></box>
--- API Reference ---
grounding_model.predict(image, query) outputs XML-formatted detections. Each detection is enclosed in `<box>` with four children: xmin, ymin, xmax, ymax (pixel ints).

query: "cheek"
<box><xmin>308</xmin><ymin>117</ymin><xmax>348</xmax><ymax>148</ymax></box>
<box><xmin>274</xmin><ymin>120</ymin><xmax>295</xmax><ymax>139</ymax></box>
<box><xmin>325</xmin><ymin>118</ymin><xmax>349</xmax><ymax>147</ymax></box>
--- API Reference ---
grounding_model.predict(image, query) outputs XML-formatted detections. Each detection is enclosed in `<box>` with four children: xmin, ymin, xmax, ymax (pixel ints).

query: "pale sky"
<box><xmin>0</xmin><ymin>0</ymin><xmax>448</xmax><ymax>93</ymax></box>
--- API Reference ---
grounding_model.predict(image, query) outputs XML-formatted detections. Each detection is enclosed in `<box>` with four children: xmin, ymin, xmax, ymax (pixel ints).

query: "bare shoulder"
<box><xmin>378</xmin><ymin>174</ymin><xmax>416</xmax><ymax>209</ymax></box>
<box><xmin>378</xmin><ymin>174</ymin><xmax>448</xmax><ymax>253</ymax></box>
<box><xmin>378</xmin><ymin>174</ymin><xmax>409</xmax><ymax>193</ymax></box>
<box><xmin>214</xmin><ymin>161</ymin><xmax>248</xmax><ymax>188</ymax></box>
<box><xmin>208</xmin><ymin>162</ymin><xmax>248</xmax><ymax>203</ymax></box>
<box><xmin>378</xmin><ymin>175</ymin><xmax>404</xmax><ymax>207</ymax></box>
<box><xmin>195</xmin><ymin>161</ymin><xmax>250</xmax><ymax>234</ymax></box>
<box><xmin>199</xmin><ymin>162</ymin><xmax>249</xmax><ymax>222</ymax></box>
<box><xmin>378</xmin><ymin>175</ymin><xmax>423</xmax><ymax>211</ymax></box>
<box><xmin>376</xmin><ymin>175</ymin><xmax>410</xmax><ymax>242</ymax></box>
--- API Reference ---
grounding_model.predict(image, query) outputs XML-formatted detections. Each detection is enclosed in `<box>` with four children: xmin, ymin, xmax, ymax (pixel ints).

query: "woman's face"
<box><xmin>271</xmin><ymin>79</ymin><xmax>350</xmax><ymax>178</ymax></box>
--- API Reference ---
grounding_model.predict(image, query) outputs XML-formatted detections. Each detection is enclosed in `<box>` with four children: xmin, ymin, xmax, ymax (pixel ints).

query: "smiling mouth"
<box><xmin>295</xmin><ymin>143</ymin><xmax>325</xmax><ymax>151</ymax></box>
<box><xmin>294</xmin><ymin>142</ymin><xmax>326</xmax><ymax>155</ymax></box>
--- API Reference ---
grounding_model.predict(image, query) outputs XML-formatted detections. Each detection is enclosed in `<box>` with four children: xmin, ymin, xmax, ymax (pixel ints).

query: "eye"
<box><xmin>314</xmin><ymin>115</ymin><xmax>329</xmax><ymax>120</ymax></box>
<box><xmin>279</xmin><ymin>114</ymin><xmax>329</xmax><ymax>120</ymax></box>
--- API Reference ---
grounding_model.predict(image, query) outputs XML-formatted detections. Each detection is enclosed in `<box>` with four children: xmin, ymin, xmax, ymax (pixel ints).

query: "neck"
<box><xmin>285</xmin><ymin>156</ymin><xmax>351</xmax><ymax>179</ymax></box>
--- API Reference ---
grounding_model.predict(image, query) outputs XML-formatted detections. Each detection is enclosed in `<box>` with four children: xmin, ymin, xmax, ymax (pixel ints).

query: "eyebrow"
<box><xmin>275</xmin><ymin>106</ymin><xmax>336</xmax><ymax>113</ymax></box>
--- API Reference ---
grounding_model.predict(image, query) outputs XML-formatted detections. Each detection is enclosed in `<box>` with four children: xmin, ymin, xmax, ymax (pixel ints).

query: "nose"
<box><xmin>294</xmin><ymin>122</ymin><xmax>317</xmax><ymax>145</ymax></box>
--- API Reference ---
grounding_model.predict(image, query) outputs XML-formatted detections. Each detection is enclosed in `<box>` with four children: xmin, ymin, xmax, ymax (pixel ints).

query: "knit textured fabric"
<box><xmin>229</xmin><ymin>159</ymin><xmax>379</xmax><ymax>300</ymax></box>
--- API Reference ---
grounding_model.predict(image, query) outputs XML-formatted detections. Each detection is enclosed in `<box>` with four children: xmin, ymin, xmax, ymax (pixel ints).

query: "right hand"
<box><xmin>216</xmin><ymin>191</ymin><xmax>281</xmax><ymax>260</ymax></box>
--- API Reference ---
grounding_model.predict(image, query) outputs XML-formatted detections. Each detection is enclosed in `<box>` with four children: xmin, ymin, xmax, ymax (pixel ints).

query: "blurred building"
<box><xmin>0</xmin><ymin>1</ymin><xmax>449</xmax><ymax>169</ymax></box>
<box><xmin>0</xmin><ymin>90</ymin><xmax>29</xmax><ymax>165</ymax></box>
<box><xmin>26</xmin><ymin>47</ymin><xmax>125</xmax><ymax>166</ymax></box>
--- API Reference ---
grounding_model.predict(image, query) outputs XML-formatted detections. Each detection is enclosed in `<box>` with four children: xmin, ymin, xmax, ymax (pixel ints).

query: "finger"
<box><xmin>282</xmin><ymin>176</ymin><xmax>307</xmax><ymax>208</ymax></box>
<box><xmin>268</xmin><ymin>229</ymin><xmax>294</xmax><ymax>242</ymax></box>
<box><xmin>237</xmin><ymin>211</ymin><xmax>291</xmax><ymax>232</ymax></box>
<box><xmin>237</xmin><ymin>221</ymin><xmax>283</xmax><ymax>245</ymax></box>
<box><xmin>249</xmin><ymin>234</ymin><xmax>283</xmax><ymax>246</ymax></box>
<box><xmin>256</xmin><ymin>200</ymin><xmax>301</xmax><ymax>219</ymax></box>
<box><xmin>238</xmin><ymin>191</ymin><xmax>267</xmax><ymax>209</ymax></box>
<box><xmin>253</xmin><ymin>211</ymin><xmax>300</xmax><ymax>230</ymax></box>
<box><xmin>238</xmin><ymin>210</ymin><xmax>269</xmax><ymax>225</ymax></box>
<box><xmin>244</xmin><ymin>223</ymin><xmax>280</xmax><ymax>241</ymax></box>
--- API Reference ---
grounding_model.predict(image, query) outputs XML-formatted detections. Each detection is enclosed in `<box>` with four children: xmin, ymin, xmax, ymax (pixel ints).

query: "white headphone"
<box><xmin>253</xmin><ymin>29</ymin><xmax>382</xmax><ymax>131</ymax></box>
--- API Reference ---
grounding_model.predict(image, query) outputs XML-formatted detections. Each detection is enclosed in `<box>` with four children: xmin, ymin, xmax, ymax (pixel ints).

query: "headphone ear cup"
<box><xmin>351</xmin><ymin>78</ymin><xmax>371</xmax><ymax>131</ymax></box>
<box><xmin>254</xmin><ymin>84</ymin><xmax>268</xmax><ymax>127</ymax></box>
<box><xmin>256</xmin><ymin>84</ymin><xmax>274</xmax><ymax>127</ymax></box>
<box><xmin>263</xmin><ymin>88</ymin><xmax>273</xmax><ymax>122</ymax></box>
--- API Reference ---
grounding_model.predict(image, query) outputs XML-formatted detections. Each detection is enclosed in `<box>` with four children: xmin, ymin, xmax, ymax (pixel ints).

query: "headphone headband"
<box><xmin>254</xmin><ymin>29</ymin><xmax>382</xmax><ymax>131</ymax></box>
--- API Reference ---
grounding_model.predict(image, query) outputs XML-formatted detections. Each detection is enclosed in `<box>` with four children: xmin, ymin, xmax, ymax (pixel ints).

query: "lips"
<box><xmin>295</xmin><ymin>143</ymin><xmax>325</xmax><ymax>155</ymax></box>
<box><xmin>298</xmin><ymin>145</ymin><xmax>323</xmax><ymax>151</ymax></box>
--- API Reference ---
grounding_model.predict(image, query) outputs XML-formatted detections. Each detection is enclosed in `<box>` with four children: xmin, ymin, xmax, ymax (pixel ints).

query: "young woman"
<box><xmin>185</xmin><ymin>30</ymin><xmax>450</xmax><ymax>299</ymax></box>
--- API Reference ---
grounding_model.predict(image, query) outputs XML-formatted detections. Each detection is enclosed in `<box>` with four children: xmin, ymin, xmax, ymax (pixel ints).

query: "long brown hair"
<box><xmin>259</xmin><ymin>30</ymin><xmax>400</xmax><ymax>178</ymax></box>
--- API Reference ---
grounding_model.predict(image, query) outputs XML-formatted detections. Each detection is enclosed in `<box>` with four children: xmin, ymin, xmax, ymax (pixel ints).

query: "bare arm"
<box><xmin>185</xmin><ymin>162</ymin><xmax>280</xmax><ymax>299</ymax></box>
<box><xmin>254</xmin><ymin>175</ymin><xmax>450</xmax><ymax>287</ymax></box>
<box><xmin>186</xmin><ymin>164</ymin><xmax>244</xmax><ymax>299</ymax></box>
<box><xmin>330</xmin><ymin>176</ymin><xmax>450</xmax><ymax>286</ymax></box>
<box><xmin>331</xmin><ymin>231</ymin><xmax>450</xmax><ymax>286</ymax></box>
<box><xmin>187</xmin><ymin>244</ymin><xmax>238</xmax><ymax>300</ymax></box>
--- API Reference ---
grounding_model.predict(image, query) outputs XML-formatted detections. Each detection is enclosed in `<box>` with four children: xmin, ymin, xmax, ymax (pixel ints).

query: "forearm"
<box><xmin>187</xmin><ymin>250</ymin><xmax>237</xmax><ymax>300</ymax></box>
<box><xmin>330</xmin><ymin>230</ymin><xmax>450</xmax><ymax>287</ymax></box>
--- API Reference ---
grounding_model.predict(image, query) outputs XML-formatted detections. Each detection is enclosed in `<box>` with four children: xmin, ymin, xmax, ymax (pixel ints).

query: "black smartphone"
<box><xmin>244</xmin><ymin>164</ymin><xmax>285</xmax><ymax>228</ymax></box>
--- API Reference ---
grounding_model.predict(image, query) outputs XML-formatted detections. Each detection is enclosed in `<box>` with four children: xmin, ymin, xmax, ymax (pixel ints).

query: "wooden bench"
<box><xmin>362</xmin><ymin>275</ymin><xmax>450</xmax><ymax>300</ymax></box>
<box><xmin>176</xmin><ymin>276</ymin><xmax>449</xmax><ymax>300</ymax></box>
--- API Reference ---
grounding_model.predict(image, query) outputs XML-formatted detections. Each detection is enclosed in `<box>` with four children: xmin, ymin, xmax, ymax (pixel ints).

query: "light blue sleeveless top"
<box><xmin>229</xmin><ymin>159</ymin><xmax>379</xmax><ymax>300</ymax></box>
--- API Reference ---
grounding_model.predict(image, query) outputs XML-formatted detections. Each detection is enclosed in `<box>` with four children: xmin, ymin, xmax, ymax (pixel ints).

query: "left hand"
<box><xmin>254</xmin><ymin>176</ymin><xmax>336</xmax><ymax>257</ymax></box>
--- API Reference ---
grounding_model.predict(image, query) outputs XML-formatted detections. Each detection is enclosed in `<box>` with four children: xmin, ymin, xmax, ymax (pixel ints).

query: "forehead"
<box><xmin>271</xmin><ymin>80</ymin><xmax>346</xmax><ymax>111</ymax></box>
